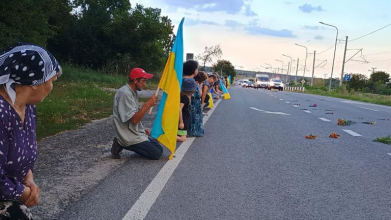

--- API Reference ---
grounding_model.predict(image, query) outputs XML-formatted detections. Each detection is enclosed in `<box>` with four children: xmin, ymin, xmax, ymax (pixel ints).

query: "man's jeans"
<box><xmin>123</xmin><ymin>137</ymin><xmax>163</xmax><ymax>160</ymax></box>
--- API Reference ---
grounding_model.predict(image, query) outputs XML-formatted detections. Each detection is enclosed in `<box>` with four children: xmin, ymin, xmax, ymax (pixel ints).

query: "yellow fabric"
<box><xmin>223</xmin><ymin>93</ymin><xmax>231</xmax><ymax>99</ymax></box>
<box><xmin>227</xmin><ymin>78</ymin><xmax>230</xmax><ymax>88</ymax></box>
<box><xmin>156</xmin><ymin>52</ymin><xmax>180</xmax><ymax>159</ymax></box>
<box><xmin>206</xmin><ymin>93</ymin><xmax>214</xmax><ymax>108</ymax></box>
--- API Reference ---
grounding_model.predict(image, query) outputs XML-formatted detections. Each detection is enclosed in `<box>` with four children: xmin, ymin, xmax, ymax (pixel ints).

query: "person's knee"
<box><xmin>149</xmin><ymin>151</ymin><xmax>162</xmax><ymax>160</ymax></box>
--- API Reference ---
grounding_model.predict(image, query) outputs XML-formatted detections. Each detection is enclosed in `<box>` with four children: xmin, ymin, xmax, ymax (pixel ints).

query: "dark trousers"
<box><xmin>0</xmin><ymin>201</ymin><xmax>33</xmax><ymax>219</ymax></box>
<box><xmin>123</xmin><ymin>137</ymin><xmax>163</xmax><ymax>160</ymax></box>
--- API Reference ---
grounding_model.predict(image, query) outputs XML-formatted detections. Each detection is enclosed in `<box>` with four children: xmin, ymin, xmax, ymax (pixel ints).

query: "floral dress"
<box><xmin>188</xmin><ymin>87</ymin><xmax>204</xmax><ymax>137</ymax></box>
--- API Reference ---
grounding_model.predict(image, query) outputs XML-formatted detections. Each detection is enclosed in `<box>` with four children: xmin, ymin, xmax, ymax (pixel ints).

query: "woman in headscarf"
<box><xmin>0</xmin><ymin>42</ymin><xmax>62</xmax><ymax>219</ymax></box>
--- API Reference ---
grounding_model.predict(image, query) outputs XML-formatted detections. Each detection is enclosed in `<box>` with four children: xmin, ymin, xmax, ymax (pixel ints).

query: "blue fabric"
<box><xmin>172</xmin><ymin>18</ymin><xmax>184</xmax><ymax>88</ymax></box>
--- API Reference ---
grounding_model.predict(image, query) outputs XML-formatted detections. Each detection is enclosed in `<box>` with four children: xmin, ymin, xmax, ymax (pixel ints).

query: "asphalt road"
<box><xmin>57</xmin><ymin>86</ymin><xmax>391</xmax><ymax>220</ymax></box>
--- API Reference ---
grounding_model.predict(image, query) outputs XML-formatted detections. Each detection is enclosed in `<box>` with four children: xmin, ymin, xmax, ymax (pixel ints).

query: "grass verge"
<box><xmin>36</xmin><ymin>65</ymin><xmax>158</xmax><ymax>140</ymax></box>
<box><xmin>298</xmin><ymin>87</ymin><xmax>391</xmax><ymax>107</ymax></box>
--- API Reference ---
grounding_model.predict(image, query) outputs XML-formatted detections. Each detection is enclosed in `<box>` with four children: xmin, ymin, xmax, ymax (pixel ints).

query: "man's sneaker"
<box><xmin>111</xmin><ymin>138</ymin><xmax>123</xmax><ymax>159</ymax></box>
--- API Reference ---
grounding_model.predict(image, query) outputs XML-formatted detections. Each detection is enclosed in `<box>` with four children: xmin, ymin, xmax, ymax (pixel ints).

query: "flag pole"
<box><xmin>148</xmin><ymin>88</ymin><xmax>160</xmax><ymax>114</ymax></box>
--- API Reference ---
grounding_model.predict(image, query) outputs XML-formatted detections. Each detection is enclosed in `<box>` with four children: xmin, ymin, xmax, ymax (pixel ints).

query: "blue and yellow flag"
<box><xmin>151</xmin><ymin>18</ymin><xmax>184</xmax><ymax>159</ymax></box>
<box><xmin>219</xmin><ymin>79</ymin><xmax>231</xmax><ymax>99</ymax></box>
<box><xmin>228</xmin><ymin>75</ymin><xmax>231</xmax><ymax>88</ymax></box>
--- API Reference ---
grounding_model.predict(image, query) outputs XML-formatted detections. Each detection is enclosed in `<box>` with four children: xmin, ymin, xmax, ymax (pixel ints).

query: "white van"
<box><xmin>254</xmin><ymin>74</ymin><xmax>270</xmax><ymax>89</ymax></box>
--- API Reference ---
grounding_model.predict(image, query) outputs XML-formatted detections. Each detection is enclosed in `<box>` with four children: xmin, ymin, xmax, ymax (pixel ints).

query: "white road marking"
<box><xmin>342</xmin><ymin>100</ymin><xmax>374</xmax><ymax>106</ymax></box>
<box><xmin>250</xmin><ymin>107</ymin><xmax>264</xmax><ymax>112</ymax></box>
<box><xmin>342</xmin><ymin>130</ymin><xmax>362</xmax><ymax>137</ymax></box>
<box><xmin>286</xmin><ymin>102</ymin><xmax>290</xmax><ymax>104</ymax></box>
<box><xmin>387</xmin><ymin>153</ymin><xmax>391</xmax><ymax>156</ymax></box>
<box><xmin>319</xmin><ymin>117</ymin><xmax>331</xmax><ymax>122</ymax></box>
<box><xmin>358</xmin><ymin>106</ymin><xmax>379</xmax><ymax>112</ymax></box>
<box><xmin>293</xmin><ymin>105</ymin><xmax>299</xmax><ymax>108</ymax></box>
<box><xmin>303</xmin><ymin>110</ymin><xmax>312</xmax><ymax>113</ymax></box>
<box><xmin>250</xmin><ymin>107</ymin><xmax>290</xmax><ymax>115</ymax></box>
<box><xmin>122</xmin><ymin>100</ymin><xmax>222</xmax><ymax>220</ymax></box>
<box><xmin>279</xmin><ymin>99</ymin><xmax>283</xmax><ymax>101</ymax></box>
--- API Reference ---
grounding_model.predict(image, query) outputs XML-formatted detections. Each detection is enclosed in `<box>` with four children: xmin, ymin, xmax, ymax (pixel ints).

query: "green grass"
<box><xmin>299</xmin><ymin>87</ymin><xmax>391</xmax><ymax>107</ymax></box>
<box><xmin>36</xmin><ymin>65</ymin><xmax>158</xmax><ymax>140</ymax></box>
<box><xmin>374</xmin><ymin>135</ymin><xmax>391</xmax><ymax>145</ymax></box>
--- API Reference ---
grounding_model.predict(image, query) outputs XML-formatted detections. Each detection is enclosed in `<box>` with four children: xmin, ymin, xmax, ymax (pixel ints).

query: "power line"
<box><xmin>368</xmin><ymin>59</ymin><xmax>391</xmax><ymax>63</ymax></box>
<box><xmin>317</xmin><ymin>45</ymin><xmax>335</xmax><ymax>55</ymax></box>
<box><xmin>349</xmin><ymin>23</ymin><xmax>391</xmax><ymax>42</ymax></box>
<box><xmin>365</xmin><ymin>51</ymin><xmax>391</xmax><ymax>56</ymax></box>
<box><xmin>317</xmin><ymin>23</ymin><xmax>391</xmax><ymax>56</ymax></box>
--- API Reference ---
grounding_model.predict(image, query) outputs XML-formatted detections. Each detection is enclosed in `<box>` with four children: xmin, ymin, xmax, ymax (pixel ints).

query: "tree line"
<box><xmin>347</xmin><ymin>71</ymin><xmax>391</xmax><ymax>95</ymax></box>
<box><xmin>0</xmin><ymin>0</ymin><xmax>175</xmax><ymax>74</ymax></box>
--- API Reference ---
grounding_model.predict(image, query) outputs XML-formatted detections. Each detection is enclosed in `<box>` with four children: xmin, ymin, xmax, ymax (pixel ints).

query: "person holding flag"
<box><xmin>111</xmin><ymin>68</ymin><xmax>163</xmax><ymax>160</ymax></box>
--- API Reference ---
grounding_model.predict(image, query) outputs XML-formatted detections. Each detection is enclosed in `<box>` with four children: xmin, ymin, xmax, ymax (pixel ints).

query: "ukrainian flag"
<box><xmin>228</xmin><ymin>75</ymin><xmax>231</xmax><ymax>88</ymax></box>
<box><xmin>220</xmin><ymin>79</ymin><xmax>231</xmax><ymax>99</ymax></box>
<box><xmin>151</xmin><ymin>18</ymin><xmax>184</xmax><ymax>159</ymax></box>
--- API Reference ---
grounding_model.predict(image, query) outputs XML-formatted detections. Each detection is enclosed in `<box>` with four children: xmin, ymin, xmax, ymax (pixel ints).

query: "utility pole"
<box><xmin>340</xmin><ymin>36</ymin><xmax>348</xmax><ymax>86</ymax></box>
<box><xmin>295</xmin><ymin>58</ymin><xmax>299</xmax><ymax>84</ymax></box>
<box><xmin>370</xmin><ymin>67</ymin><xmax>377</xmax><ymax>74</ymax></box>
<box><xmin>311</xmin><ymin>50</ymin><xmax>316</xmax><ymax>86</ymax></box>
<box><xmin>287</xmin><ymin>61</ymin><xmax>291</xmax><ymax>82</ymax></box>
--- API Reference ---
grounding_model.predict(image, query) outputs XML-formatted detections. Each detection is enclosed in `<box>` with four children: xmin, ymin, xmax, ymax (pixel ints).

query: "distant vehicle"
<box><xmin>254</xmin><ymin>74</ymin><xmax>269</xmax><ymax>89</ymax></box>
<box><xmin>242</xmin><ymin>79</ymin><xmax>250</xmax><ymax>87</ymax></box>
<box><xmin>238</xmin><ymin>80</ymin><xmax>243</xmax><ymax>85</ymax></box>
<box><xmin>268</xmin><ymin>78</ymin><xmax>284</xmax><ymax>91</ymax></box>
<box><xmin>246</xmin><ymin>81</ymin><xmax>253</xmax><ymax>88</ymax></box>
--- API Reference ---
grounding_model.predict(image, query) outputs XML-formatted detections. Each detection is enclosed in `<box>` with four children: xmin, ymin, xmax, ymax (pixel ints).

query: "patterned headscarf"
<box><xmin>0</xmin><ymin>42</ymin><xmax>61</xmax><ymax>104</ymax></box>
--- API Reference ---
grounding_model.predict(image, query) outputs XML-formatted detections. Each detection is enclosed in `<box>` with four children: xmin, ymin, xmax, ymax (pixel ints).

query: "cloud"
<box><xmin>303</xmin><ymin>25</ymin><xmax>319</xmax><ymax>30</ymax></box>
<box><xmin>299</xmin><ymin>4</ymin><xmax>324</xmax><ymax>13</ymax></box>
<box><xmin>185</xmin><ymin>18</ymin><xmax>219</xmax><ymax>26</ymax></box>
<box><xmin>224</xmin><ymin>19</ymin><xmax>295</xmax><ymax>38</ymax></box>
<box><xmin>225</xmin><ymin>20</ymin><xmax>245</xmax><ymax>28</ymax></box>
<box><xmin>163</xmin><ymin>0</ymin><xmax>245</xmax><ymax>14</ymax></box>
<box><xmin>314</xmin><ymin>35</ymin><xmax>324</xmax><ymax>40</ymax></box>
<box><xmin>244</xmin><ymin>5</ymin><xmax>257</xmax><ymax>16</ymax></box>
<box><xmin>246</xmin><ymin>26</ymin><xmax>296</xmax><ymax>38</ymax></box>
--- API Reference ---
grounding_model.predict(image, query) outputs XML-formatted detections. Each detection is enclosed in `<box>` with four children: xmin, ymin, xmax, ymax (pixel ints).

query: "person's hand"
<box><xmin>146</xmin><ymin>95</ymin><xmax>158</xmax><ymax>107</ymax></box>
<box><xmin>179</xmin><ymin>122</ymin><xmax>184</xmax><ymax>129</ymax></box>
<box><xmin>201</xmin><ymin>103</ymin><xmax>206</xmax><ymax>108</ymax></box>
<box><xmin>19</xmin><ymin>186</ymin><xmax>31</xmax><ymax>204</ymax></box>
<box><xmin>145</xmin><ymin>129</ymin><xmax>151</xmax><ymax>136</ymax></box>
<box><xmin>23</xmin><ymin>181</ymin><xmax>40</xmax><ymax>207</ymax></box>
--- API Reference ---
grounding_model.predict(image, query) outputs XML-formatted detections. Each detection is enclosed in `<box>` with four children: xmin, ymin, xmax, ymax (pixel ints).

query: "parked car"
<box><xmin>246</xmin><ymin>81</ymin><xmax>253</xmax><ymax>88</ymax></box>
<box><xmin>267</xmin><ymin>78</ymin><xmax>284</xmax><ymax>91</ymax></box>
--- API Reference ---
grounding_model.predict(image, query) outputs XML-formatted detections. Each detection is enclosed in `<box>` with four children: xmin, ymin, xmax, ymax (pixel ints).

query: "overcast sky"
<box><xmin>131</xmin><ymin>0</ymin><xmax>391</xmax><ymax>78</ymax></box>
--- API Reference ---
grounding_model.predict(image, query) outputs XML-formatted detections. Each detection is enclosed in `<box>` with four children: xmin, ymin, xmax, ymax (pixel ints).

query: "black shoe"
<box><xmin>111</xmin><ymin>138</ymin><xmax>123</xmax><ymax>159</ymax></box>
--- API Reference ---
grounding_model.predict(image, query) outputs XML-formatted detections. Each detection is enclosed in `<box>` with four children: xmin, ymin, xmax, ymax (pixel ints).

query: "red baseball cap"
<box><xmin>129</xmin><ymin>68</ymin><xmax>154</xmax><ymax>79</ymax></box>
